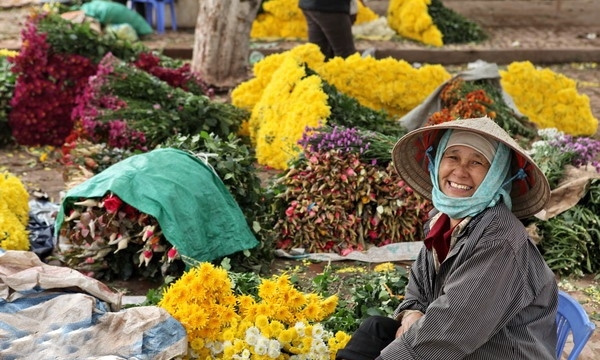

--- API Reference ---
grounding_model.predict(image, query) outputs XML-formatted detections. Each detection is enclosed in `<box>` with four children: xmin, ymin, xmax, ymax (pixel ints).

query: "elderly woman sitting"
<box><xmin>337</xmin><ymin>117</ymin><xmax>557</xmax><ymax>360</ymax></box>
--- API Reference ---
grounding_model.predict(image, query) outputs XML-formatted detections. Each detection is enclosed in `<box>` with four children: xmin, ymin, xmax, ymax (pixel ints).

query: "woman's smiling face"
<box><xmin>438</xmin><ymin>145</ymin><xmax>491</xmax><ymax>198</ymax></box>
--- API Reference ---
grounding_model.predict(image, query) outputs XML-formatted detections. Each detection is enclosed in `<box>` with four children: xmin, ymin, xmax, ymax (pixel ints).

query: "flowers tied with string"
<box><xmin>58</xmin><ymin>192</ymin><xmax>180</xmax><ymax>279</ymax></box>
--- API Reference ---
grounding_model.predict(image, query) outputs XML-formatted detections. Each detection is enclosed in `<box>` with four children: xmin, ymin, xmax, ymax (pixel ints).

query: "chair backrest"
<box><xmin>556</xmin><ymin>290</ymin><xmax>596</xmax><ymax>360</ymax></box>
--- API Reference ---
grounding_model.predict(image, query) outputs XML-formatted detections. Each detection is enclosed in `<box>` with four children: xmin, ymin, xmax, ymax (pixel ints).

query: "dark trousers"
<box><xmin>336</xmin><ymin>316</ymin><xmax>400</xmax><ymax>360</ymax></box>
<box><xmin>302</xmin><ymin>9</ymin><xmax>356</xmax><ymax>60</ymax></box>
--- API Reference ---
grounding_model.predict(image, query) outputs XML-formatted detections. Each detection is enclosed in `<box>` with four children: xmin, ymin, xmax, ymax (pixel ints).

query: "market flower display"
<box><xmin>387</xmin><ymin>0</ymin><xmax>443</xmax><ymax>47</ymax></box>
<box><xmin>159</xmin><ymin>262</ymin><xmax>351</xmax><ymax>359</ymax></box>
<box><xmin>500</xmin><ymin>61</ymin><xmax>598</xmax><ymax>136</ymax></box>
<box><xmin>9</xmin><ymin>15</ymin><xmax>97</xmax><ymax>146</ymax></box>
<box><xmin>58</xmin><ymin>192</ymin><xmax>179</xmax><ymax>279</ymax></box>
<box><xmin>0</xmin><ymin>171</ymin><xmax>30</xmax><ymax>251</ymax></box>
<box><xmin>232</xmin><ymin>44</ymin><xmax>450</xmax><ymax>170</ymax></box>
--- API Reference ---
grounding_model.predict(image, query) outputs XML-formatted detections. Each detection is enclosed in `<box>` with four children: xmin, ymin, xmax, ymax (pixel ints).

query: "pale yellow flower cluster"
<box><xmin>250</xmin><ymin>0</ymin><xmax>379</xmax><ymax>40</ymax></box>
<box><xmin>387</xmin><ymin>0</ymin><xmax>443</xmax><ymax>47</ymax></box>
<box><xmin>0</xmin><ymin>172</ymin><xmax>30</xmax><ymax>251</ymax></box>
<box><xmin>231</xmin><ymin>43</ymin><xmax>450</xmax><ymax>170</ymax></box>
<box><xmin>0</xmin><ymin>49</ymin><xmax>18</xmax><ymax>58</ymax></box>
<box><xmin>500</xmin><ymin>61</ymin><xmax>599</xmax><ymax>136</ymax></box>
<box><xmin>159</xmin><ymin>263</ymin><xmax>350</xmax><ymax>359</ymax></box>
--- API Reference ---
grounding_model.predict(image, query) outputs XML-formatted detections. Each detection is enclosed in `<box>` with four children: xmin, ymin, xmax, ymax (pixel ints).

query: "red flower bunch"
<box><xmin>9</xmin><ymin>17</ymin><xmax>97</xmax><ymax>146</ymax></box>
<box><xmin>133</xmin><ymin>52</ymin><xmax>213</xmax><ymax>97</ymax></box>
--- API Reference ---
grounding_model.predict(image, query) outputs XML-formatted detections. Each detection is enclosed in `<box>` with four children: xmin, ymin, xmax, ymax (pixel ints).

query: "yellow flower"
<box><xmin>0</xmin><ymin>49</ymin><xmax>18</xmax><ymax>58</ymax></box>
<box><xmin>374</xmin><ymin>262</ymin><xmax>396</xmax><ymax>272</ymax></box>
<box><xmin>0</xmin><ymin>172</ymin><xmax>30</xmax><ymax>226</ymax></box>
<box><xmin>387</xmin><ymin>0</ymin><xmax>443</xmax><ymax>47</ymax></box>
<box><xmin>500</xmin><ymin>61</ymin><xmax>598</xmax><ymax>136</ymax></box>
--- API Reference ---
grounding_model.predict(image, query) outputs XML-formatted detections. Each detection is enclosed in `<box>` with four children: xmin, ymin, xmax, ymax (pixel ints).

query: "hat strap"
<box><xmin>503</xmin><ymin>168</ymin><xmax>527</xmax><ymax>188</ymax></box>
<box><xmin>426</xmin><ymin>145</ymin><xmax>435</xmax><ymax>173</ymax></box>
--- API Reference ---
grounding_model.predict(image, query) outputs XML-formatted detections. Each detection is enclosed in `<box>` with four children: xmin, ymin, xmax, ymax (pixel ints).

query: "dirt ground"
<box><xmin>1</xmin><ymin>0</ymin><xmax>600</xmax><ymax>358</ymax></box>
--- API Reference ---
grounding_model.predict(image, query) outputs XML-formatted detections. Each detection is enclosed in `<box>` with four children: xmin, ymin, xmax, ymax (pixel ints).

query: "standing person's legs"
<box><xmin>302</xmin><ymin>10</ymin><xmax>334</xmax><ymax>59</ymax></box>
<box><xmin>336</xmin><ymin>316</ymin><xmax>400</xmax><ymax>360</ymax></box>
<box><xmin>318</xmin><ymin>12</ymin><xmax>356</xmax><ymax>58</ymax></box>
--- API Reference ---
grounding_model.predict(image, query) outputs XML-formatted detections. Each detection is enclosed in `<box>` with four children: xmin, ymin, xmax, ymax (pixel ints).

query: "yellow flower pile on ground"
<box><xmin>0</xmin><ymin>172</ymin><xmax>30</xmax><ymax>251</ymax></box>
<box><xmin>250</xmin><ymin>56</ymin><xmax>329</xmax><ymax>169</ymax></box>
<box><xmin>231</xmin><ymin>44</ymin><xmax>326</xmax><ymax>113</ymax></box>
<box><xmin>387</xmin><ymin>0</ymin><xmax>443</xmax><ymax>47</ymax></box>
<box><xmin>232</xmin><ymin>43</ymin><xmax>450</xmax><ymax>170</ymax></box>
<box><xmin>159</xmin><ymin>262</ymin><xmax>350</xmax><ymax>359</ymax></box>
<box><xmin>500</xmin><ymin>61</ymin><xmax>598</xmax><ymax>136</ymax></box>
<box><xmin>251</xmin><ymin>0</ymin><xmax>379</xmax><ymax>40</ymax></box>
<box><xmin>318</xmin><ymin>54</ymin><xmax>450</xmax><ymax>117</ymax></box>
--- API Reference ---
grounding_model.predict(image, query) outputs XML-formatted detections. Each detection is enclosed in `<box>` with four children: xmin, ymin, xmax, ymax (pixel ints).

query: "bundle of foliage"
<box><xmin>0</xmin><ymin>172</ymin><xmax>30</xmax><ymax>251</ymax></box>
<box><xmin>57</xmin><ymin>192</ymin><xmax>184</xmax><ymax>280</ymax></box>
<box><xmin>271</xmin><ymin>128</ymin><xmax>431</xmax><ymax>254</ymax></box>
<box><xmin>310</xmin><ymin>262</ymin><xmax>409</xmax><ymax>333</ymax></box>
<box><xmin>426</xmin><ymin>77</ymin><xmax>536</xmax><ymax>140</ymax></box>
<box><xmin>387</xmin><ymin>0</ymin><xmax>487</xmax><ymax>47</ymax></box>
<box><xmin>529</xmin><ymin>128</ymin><xmax>600</xmax><ymax>275</ymax></box>
<box><xmin>0</xmin><ymin>50</ymin><xmax>17</xmax><ymax>146</ymax></box>
<box><xmin>538</xmin><ymin>180</ymin><xmax>600</xmax><ymax>276</ymax></box>
<box><xmin>158</xmin><ymin>262</ymin><xmax>351</xmax><ymax>359</ymax></box>
<box><xmin>161</xmin><ymin>132</ymin><xmax>277</xmax><ymax>273</ymax></box>
<box><xmin>73</xmin><ymin>53</ymin><xmax>248</xmax><ymax>150</ymax></box>
<box><xmin>500</xmin><ymin>61</ymin><xmax>598</xmax><ymax>136</ymax></box>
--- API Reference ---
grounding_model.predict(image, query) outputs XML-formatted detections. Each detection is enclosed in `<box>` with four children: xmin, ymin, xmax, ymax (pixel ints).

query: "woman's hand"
<box><xmin>396</xmin><ymin>311</ymin><xmax>424</xmax><ymax>338</ymax></box>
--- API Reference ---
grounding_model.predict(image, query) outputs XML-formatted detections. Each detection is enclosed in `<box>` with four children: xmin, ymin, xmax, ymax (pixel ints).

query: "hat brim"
<box><xmin>391</xmin><ymin>117</ymin><xmax>550</xmax><ymax>219</ymax></box>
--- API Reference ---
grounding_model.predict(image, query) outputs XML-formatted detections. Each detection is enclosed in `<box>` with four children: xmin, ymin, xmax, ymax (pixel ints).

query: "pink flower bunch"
<box><xmin>59</xmin><ymin>192</ymin><xmax>179</xmax><ymax>279</ymax></box>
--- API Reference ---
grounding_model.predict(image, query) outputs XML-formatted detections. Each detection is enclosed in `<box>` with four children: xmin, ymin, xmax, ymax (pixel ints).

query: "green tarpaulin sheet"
<box><xmin>55</xmin><ymin>148</ymin><xmax>258</xmax><ymax>263</ymax></box>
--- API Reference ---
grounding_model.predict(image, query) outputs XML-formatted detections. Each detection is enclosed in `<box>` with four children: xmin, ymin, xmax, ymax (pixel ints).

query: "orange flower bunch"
<box><xmin>427</xmin><ymin>78</ymin><xmax>496</xmax><ymax>126</ymax></box>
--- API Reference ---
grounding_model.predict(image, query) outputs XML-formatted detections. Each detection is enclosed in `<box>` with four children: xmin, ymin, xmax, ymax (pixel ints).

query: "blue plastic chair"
<box><xmin>129</xmin><ymin>0</ymin><xmax>177</xmax><ymax>35</ymax></box>
<box><xmin>556</xmin><ymin>290</ymin><xmax>596</xmax><ymax>359</ymax></box>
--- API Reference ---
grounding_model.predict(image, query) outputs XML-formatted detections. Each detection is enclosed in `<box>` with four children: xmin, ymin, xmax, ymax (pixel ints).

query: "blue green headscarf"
<box><xmin>428</xmin><ymin>130</ymin><xmax>513</xmax><ymax>219</ymax></box>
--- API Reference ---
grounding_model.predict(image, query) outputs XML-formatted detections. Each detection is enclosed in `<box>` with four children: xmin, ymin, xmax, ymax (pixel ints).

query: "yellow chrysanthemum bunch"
<box><xmin>251</xmin><ymin>0</ymin><xmax>380</xmax><ymax>40</ymax></box>
<box><xmin>232</xmin><ymin>43</ymin><xmax>450</xmax><ymax>169</ymax></box>
<box><xmin>318</xmin><ymin>53</ymin><xmax>451</xmax><ymax>117</ymax></box>
<box><xmin>249</xmin><ymin>56</ymin><xmax>330</xmax><ymax>169</ymax></box>
<box><xmin>232</xmin><ymin>43</ymin><xmax>326</xmax><ymax>112</ymax></box>
<box><xmin>0</xmin><ymin>172</ymin><xmax>30</xmax><ymax>251</ymax></box>
<box><xmin>159</xmin><ymin>263</ymin><xmax>350</xmax><ymax>359</ymax></box>
<box><xmin>387</xmin><ymin>0</ymin><xmax>443</xmax><ymax>47</ymax></box>
<box><xmin>251</xmin><ymin>0</ymin><xmax>307</xmax><ymax>39</ymax></box>
<box><xmin>500</xmin><ymin>61</ymin><xmax>598</xmax><ymax>136</ymax></box>
<box><xmin>159</xmin><ymin>262</ymin><xmax>239</xmax><ymax>358</ymax></box>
